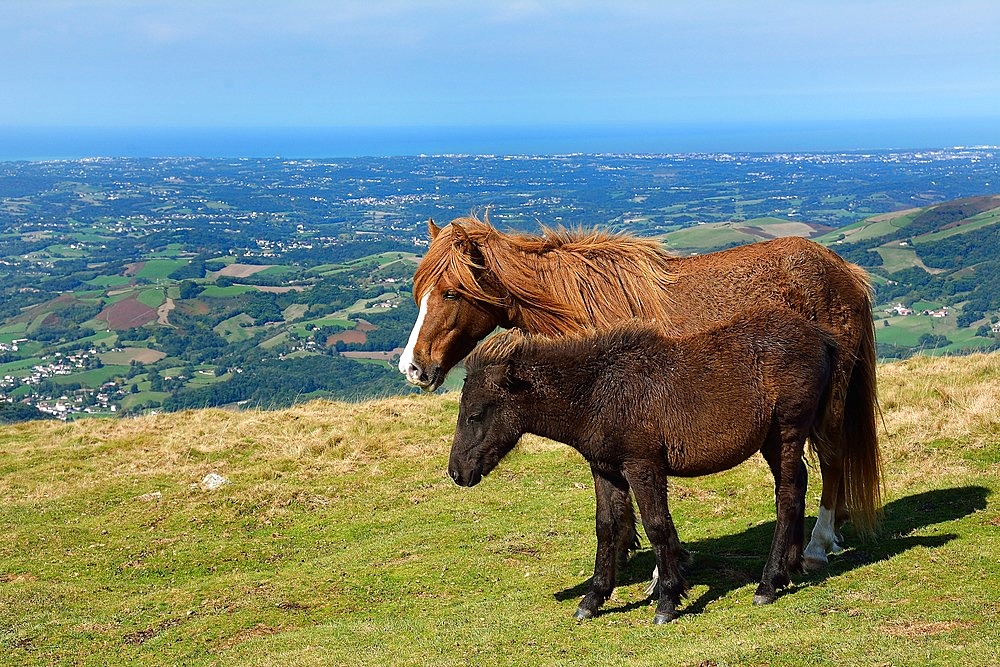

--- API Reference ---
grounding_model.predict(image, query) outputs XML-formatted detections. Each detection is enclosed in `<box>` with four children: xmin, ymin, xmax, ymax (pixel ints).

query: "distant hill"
<box><xmin>661</xmin><ymin>195</ymin><xmax>1000</xmax><ymax>358</ymax></box>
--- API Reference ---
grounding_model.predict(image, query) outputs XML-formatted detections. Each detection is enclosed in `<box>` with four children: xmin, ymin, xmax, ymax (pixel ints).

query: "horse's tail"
<box><xmin>838</xmin><ymin>267</ymin><xmax>884</xmax><ymax>536</ymax></box>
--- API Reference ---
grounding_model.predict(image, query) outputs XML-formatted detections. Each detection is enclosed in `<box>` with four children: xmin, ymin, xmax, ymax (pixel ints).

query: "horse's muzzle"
<box><xmin>403</xmin><ymin>361</ymin><xmax>443</xmax><ymax>392</ymax></box>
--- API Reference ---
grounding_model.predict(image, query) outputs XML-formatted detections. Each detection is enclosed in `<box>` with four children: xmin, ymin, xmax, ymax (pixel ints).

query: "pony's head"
<box><xmin>398</xmin><ymin>217</ymin><xmax>510</xmax><ymax>391</ymax></box>
<box><xmin>448</xmin><ymin>330</ymin><xmax>531</xmax><ymax>487</ymax></box>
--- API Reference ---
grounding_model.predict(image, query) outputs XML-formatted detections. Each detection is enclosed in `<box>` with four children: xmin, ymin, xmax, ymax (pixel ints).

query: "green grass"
<box><xmin>1</xmin><ymin>355</ymin><xmax>997</xmax><ymax>666</ymax></box>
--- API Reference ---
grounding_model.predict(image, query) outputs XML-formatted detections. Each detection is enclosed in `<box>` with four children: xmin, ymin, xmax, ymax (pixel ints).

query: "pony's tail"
<box><xmin>840</xmin><ymin>306</ymin><xmax>884</xmax><ymax>536</ymax></box>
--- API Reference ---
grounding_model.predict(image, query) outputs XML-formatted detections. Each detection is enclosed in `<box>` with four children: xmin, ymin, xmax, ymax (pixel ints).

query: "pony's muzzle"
<box><xmin>448</xmin><ymin>465</ymin><xmax>481</xmax><ymax>487</ymax></box>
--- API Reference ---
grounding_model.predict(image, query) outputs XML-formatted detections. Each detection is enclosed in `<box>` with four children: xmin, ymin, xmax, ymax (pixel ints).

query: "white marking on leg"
<box><xmin>645</xmin><ymin>566</ymin><xmax>660</xmax><ymax>597</ymax></box>
<box><xmin>398</xmin><ymin>292</ymin><xmax>430</xmax><ymax>380</ymax></box>
<box><xmin>803</xmin><ymin>505</ymin><xmax>843</xmax><ymax>569</ymax></box>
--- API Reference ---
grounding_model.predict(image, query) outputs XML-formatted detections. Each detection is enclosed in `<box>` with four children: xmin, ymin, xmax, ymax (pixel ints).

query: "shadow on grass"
<box><xmin>554</xmin><ymin>485</ymin><xmax>990</xmax><ymax>616</ymax></box>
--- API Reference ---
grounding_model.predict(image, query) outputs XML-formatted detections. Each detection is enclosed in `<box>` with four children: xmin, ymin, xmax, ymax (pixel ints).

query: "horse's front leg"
<box><xmin>623</xmin><ymin>462</ymin><xmax>689</xmax><ymax>624</ymax></box>
<box><xmin>575</xmin><ymin>465</ymin><xmax>629</xmax><ymax>620</ymax></box>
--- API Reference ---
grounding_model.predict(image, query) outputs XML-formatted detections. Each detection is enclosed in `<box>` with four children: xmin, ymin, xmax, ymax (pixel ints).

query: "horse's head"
<box><xmin>398</xmin><ymin>219</ymin><xmax>508</xmax><ymax>392</ymax></box>
<box><xmin>448</xmin><ymin>336</ymin><xmax>530</xmax><ymax>487</ymax></box>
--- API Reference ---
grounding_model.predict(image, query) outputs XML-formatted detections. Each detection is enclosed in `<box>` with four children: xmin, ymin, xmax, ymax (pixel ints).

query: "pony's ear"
<box><xmin>486</xmin><ymin>362</ymin><xmax>531</xmax><ymax>394</ymax></box>
<box><xmin>428</xmin><ymin>218</ymin><xmax>440</xmax><ymax>239</ymax></box>
<box><xmin>503</xmin><ymin>363</ymin><xmax>532</xmax><ymax>394</ymax></box>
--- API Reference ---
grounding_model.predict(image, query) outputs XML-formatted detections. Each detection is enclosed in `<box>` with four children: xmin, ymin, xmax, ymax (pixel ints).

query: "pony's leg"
<box><xmin>622</xmin><ymin>463</ymin><xmax>688</xmax><ymax>624</ymax></box>
<box><xmin>614</xmin><ymin>490</ymin><xmax>639</xmax><ymax>569</ymax></box>
<box><xmin>755</xmin><ymin>434</ymin><xmax>809</xmax><ymax>605</ymax></box>
<box><xmin>575</xmin><ymin>466</ymin><xmax>628</xmax><ymax>620</ymax></box>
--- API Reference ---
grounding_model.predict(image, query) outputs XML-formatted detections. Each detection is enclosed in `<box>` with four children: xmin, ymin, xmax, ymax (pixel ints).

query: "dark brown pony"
<box><xmin>401</xmin><ymin>214</ymin><xmax>881</xmax><ymax>567</ymax></box>
<box><xmin>449</xmin><ymin>309</ymin><xmax>837</xmax><ymax>623</ymax></box>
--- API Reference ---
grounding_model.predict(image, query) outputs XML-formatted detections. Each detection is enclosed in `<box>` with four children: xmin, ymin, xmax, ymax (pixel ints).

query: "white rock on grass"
<box><xmin>199</xmin><ymin>473</ymin><xmax>229</xmax><ymax>491</ymax></box>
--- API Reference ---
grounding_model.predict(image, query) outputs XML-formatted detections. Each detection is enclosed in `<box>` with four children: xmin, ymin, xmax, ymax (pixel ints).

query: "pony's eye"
<box><xmin>467</xmin><ymin>411</ymin><xmax>483</xmax><ymax>423</ymax></box>
<box><xmin>443</xmin><ymin>290</ymin><xmax>459</xmax><ymax>301</ymax></box>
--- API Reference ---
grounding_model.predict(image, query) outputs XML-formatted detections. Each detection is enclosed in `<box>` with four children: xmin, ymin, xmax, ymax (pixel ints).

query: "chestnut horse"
<box><xmin>449</xmin><ymin>309</ymin><xmax>838</xmax><ymax>623</ymax></box>
<box><xmin>401</xmin><ymin>214</ymin><xmax>881</xmax><ymax>567</ymax></box>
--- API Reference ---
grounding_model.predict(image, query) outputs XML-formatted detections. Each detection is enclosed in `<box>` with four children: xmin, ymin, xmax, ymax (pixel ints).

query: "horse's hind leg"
<box><xmin>804</xmin><ymin>368</ymin><xmax>851</xmax><ymax>569</ymax></box>
<box><xmin>622</xmin><ymin>463</ymin><xmax>688</xmax><ymax>624</ymax></box>
<box><xmin>575</xmin><ymin>466</ymin><xmax>629</xmax><ymax>620</ymax></box>
<box><xmin>803</xmin><ymin>457</ymin><xmax>845</xmax><ymax>570</ymax></box>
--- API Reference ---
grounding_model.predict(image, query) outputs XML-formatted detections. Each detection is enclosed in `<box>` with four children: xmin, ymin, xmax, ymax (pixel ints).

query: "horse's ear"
<box><xmin>428</xmin><ymin>218</ymin><xmax>440</xmax><ymax>240</ymax></box>
<box><xmin>450</xmin><ymin>222</ymin><xmax>483</xmax><ymax>263</ymax></box>
<box><xmin>451</xmin><ymin>222</ymin><xmax>472</xmax><ymax>245</ymax></box>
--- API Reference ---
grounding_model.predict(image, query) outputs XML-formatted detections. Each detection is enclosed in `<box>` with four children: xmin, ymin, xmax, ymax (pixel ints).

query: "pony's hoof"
<box><xmin>573</xmin><ymin>607</ymin><xmax>594</xmax><ymax>621</ymax></box>
<box><xmin>753</xmin><ymin>593</ymin><xmax>776</xmax><ymax>606</ymax></box>
<box><xmin>652</xmin><ymin>611</ymin><xmax>678</xmax><ymax>625</ymax></box>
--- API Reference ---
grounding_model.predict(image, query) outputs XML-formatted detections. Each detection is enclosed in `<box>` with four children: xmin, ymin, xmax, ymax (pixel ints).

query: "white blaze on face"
<box><xmin>398</xmin><ymin>292</ymin><xmax>430</xmax><ymax>377</ymax></box>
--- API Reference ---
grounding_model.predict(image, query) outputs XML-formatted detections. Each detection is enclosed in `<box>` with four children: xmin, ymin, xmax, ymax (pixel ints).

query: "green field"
<box><xmin>137</xmin><ymin>288</ymin><xmax>165</xmax><ymax>309</ymax></box>
<box><xmin>214</xmin><ymin>314</ymin><xmax>257</xmax><ymax>342</ymax></box>
<box><xmin>661</xmin><ymin>223</ymin><xmax>759</xmax><ymax>251</ymax></box>
<box><xmin>46</xmin><ymin>365</ymin><xmax>131</xmax><ymax>386</ymax></box>
<box><xmin>913</xmin><ymin>206</ymin><xmax>1000</xmax><ymax>244</ymax></box>
<box><xmin>199</xmin><ymin>285</ymin><xmax>257</xmax><ymax>298</ymax></box>
<box><xmin>0</xmin><ymin>354</ymin><xmax>996</xmax><ymax>666</ymax></box>
<box><xmin>813</xmin><ymin>210</ymin><xmax>920</xmax><ymax>245</ymax></box>
<box><xmin>86</xmin><ymin>275</ymin><xmax>132</xmax><ymax>288</ymax></box>
<box><xmin>135</xmin><ymin>259</ymin><xmax>189</xmax><ymax>281</ymax></box>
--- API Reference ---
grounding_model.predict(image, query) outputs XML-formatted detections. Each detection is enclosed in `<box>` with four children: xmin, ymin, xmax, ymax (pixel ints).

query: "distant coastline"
<box><xmin>1</xmin><ymin>119</ymin><xmax>998</xmax><ymax>161</ymax></box>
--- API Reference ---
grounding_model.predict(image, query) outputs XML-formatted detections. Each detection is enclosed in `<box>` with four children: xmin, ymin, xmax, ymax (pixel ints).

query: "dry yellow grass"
<box><xmin>877</xmin><ymin>351</ymin><xmax>1000</xmax><ymax>493</ymax></box>
<box><xmin>3</xmin><ymin>352</ymin><xmax>994</xmax><ymax>504</ymax></box>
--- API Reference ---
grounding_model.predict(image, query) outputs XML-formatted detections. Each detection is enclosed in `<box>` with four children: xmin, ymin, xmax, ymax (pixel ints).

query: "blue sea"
<box><xmin>1</xmin><ymin>119</ymin><xmax>997</xmax><ymax>161</ymax></box>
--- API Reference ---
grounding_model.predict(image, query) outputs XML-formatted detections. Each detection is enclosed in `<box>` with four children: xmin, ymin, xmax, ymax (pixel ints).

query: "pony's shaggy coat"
<box><xmin>449</xmin><ymin>309</ymin><xmax>839</xmax><ymax>622</ymax></box>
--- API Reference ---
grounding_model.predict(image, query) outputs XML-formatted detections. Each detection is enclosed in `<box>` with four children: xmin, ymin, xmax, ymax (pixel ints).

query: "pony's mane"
<box><xmin>466</xmin><ymin>320</ymin><xmax>665</xmax><ymax>375</ymax></box>
<box><xmin>413</xmin><ymin>213</ymin><xmax>679</xmax><ymax>336</ymax></box>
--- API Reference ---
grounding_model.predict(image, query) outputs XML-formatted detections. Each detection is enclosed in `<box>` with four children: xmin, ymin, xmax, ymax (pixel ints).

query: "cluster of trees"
<box><xmin>0</xmin><ymin>402</ymin><xmax>50</xmax><ymax>424</ymax></box>
<box><xmin>163</xmin><ymin>355</ymin><xmax>414</xmax><ymax>411</ymax></box>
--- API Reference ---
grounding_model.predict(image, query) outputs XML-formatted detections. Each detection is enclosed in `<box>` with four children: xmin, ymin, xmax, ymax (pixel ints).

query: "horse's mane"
<box><xmin>413</xmin><ymin>213</ymin><xmax>679</xmax><ymax>336</ymax></box>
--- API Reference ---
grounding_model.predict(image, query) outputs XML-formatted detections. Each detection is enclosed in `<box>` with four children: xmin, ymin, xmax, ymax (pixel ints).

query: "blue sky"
<box><xmin>1</xmin><ymin>1</ymin><xmax>998</xmax><ymax>135</ymax></box>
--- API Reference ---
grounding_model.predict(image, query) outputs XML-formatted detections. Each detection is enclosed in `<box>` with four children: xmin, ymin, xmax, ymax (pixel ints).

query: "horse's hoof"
<box><xmin>573</xmin><ymin>607</ymin><xmax>594</xmax><ymax>621</ymax></box>
<box><xmin>753</xmin><ymin>593</ymin><xmax>776</xmax><ymax>606</ymax></box>
<box><xmin>802</xmin><ymin>555</ymin><xmax>828</xmax><ymax>572</ymax></box>
<box><xmin>652</xmin><ymin>611</ymin><xmax>678</xmax><ymax>625</ymax></box>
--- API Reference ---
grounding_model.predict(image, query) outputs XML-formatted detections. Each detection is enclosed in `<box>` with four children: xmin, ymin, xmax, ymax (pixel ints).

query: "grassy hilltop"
<box><xmin>1</xmin><ymin>353</ymin><xmax>998</xmax><ymax>666</ymax></box>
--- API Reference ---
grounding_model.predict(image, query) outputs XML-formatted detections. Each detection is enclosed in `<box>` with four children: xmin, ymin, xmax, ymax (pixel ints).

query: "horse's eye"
<box><xmin>467</xmin><ymin>411</ymin><xmax>483</xmax><ymax>424</ymax></box>
<box><xmin>443</xmin><ymin>290</ymin><xmax>459</xmax><ymax>301</ymax></box>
